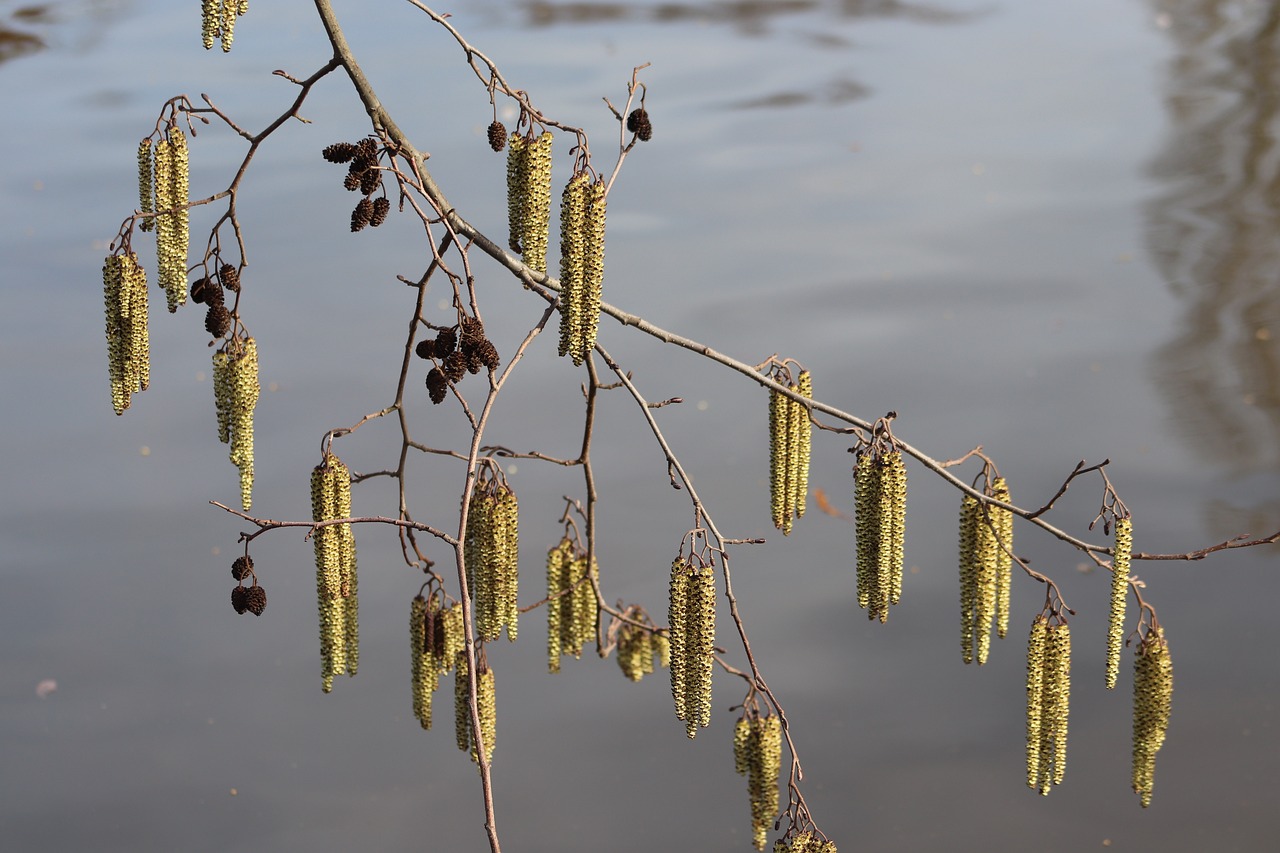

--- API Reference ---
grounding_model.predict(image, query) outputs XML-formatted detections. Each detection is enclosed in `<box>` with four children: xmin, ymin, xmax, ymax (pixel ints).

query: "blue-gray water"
<box><xmin>2</xmin><ymin>1</ymin><xmax>1278</xmax><ymax>851</ymax></box>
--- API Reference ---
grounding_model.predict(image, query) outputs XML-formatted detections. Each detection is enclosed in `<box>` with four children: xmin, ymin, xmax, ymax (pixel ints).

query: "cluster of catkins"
<box><xmin>311</xmin><ymin>453</ymin><xmax>360</xmax><ymax>693</ymax></box>
<box><xmin>1105</xmin><ymin>516</ymin><xmax>1133</xmax><ymax>689</ymax></box>
<box><xmin>546</xmin><ymin>537</ymin><xmax>600</xmax><ymax>672</ymax></box>
<box><xmin>669</xmin><ymin>554</ymin><xmax>717</xmax><ymax>738</ymax></box>
<box><xmin>767</xmin><ymin>367</ymin><xmax>812</xmax><ymax>535</ymax></box>
<box><xmin>200</xmin><ymin>0</ymin><xmax>248</xmax><ymax>52</ymax></box>
<box><xmin>613</xmin><ymin>607</ymin><xmax>670</xmax><ymax>683</ymax></box>
<box><xmin>416</xmin><ymin>317</ymin><xmax>501</xmax><ymax>404</ymax></box>
<box><xmin>853</xmin><ymin>440</ymin><xmax>908</xmax><ymax>622</ymax></box>
<box><xmin>506</xmin><ymin>131</ymin><xmax>554</xmax><ymax>273</ymax></box>
<box><xmin>230</xmin><ymin>554</ymin><xmax>266</xmax><ymax>616</ymax></box>
<box><xmin>102</xmin><ymin>252</ymin><xmax>150</xmax><ymax>415</ymax></box>
<box><xmin>212</xmin><ymin>335</ymin><xmax>259</xmax><ymax>510</ymax></box>
<box><xmin>733</xmin><ymin>714</ymin><xmax>783</xmax><ymax>850</ymax></box>
<box><xmin>455</xmin><ymin>651</ymin><xmax>497</xmax><ymax>764</ymax></box>
<box><xmin>773</xmin><ymin>832</ymin><xmax>838</xmax><ymax>853</ymax></box>
<box><xmin>957</xmin><ymin>477</ymin><xmax>1013</xmax><ymax>663</ymax></box>
<box><xmin>465</xmin><ymin>475</ymin><xmax>519</xmax><ymax>642</ymax></box>
<box><xmin>1026</xmin><ymin>615</ymin><xmax>1071</xmax><ymax>794</ymax></box>
<box><xmin>322</xmin><ymin>138</ymin><xmax>390</xmax><ymax>231</ymax></box>
<box><xmin>409</xmin><ymin>592</ymin><xmax>466</xmax><ymax>730</ymax></box>
<box><xmin>138</xmin><ymin>127</ymin><xmax>190</xmax><ymax>313</ymax></box>
<box><xmin>557</xmin><ymin>171</ymin><xmax>607</xmax><ymax>365</ymax></box>
<box><xmin>190</xmin><ymin>262</ymin><xmax>241</xmax><ymax>340</ymax></box>
<box><xmin>1132</xmin><ymin>624</ymin><xmax>1173</xmax><ymax>807</ymax></box>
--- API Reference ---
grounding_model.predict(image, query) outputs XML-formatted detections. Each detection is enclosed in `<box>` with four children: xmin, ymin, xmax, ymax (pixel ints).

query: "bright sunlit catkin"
<box><xmin>958</xmin><ymin>494</ymin><xmax>980</xmax><ymax>662</ymax></box>
<box><xmin>1106</xmin><ymin>516</ymin><xmax>1133</xmax><ymax>690</ymax></box>
<box><xmin>746</xmin><ymin>715</ymin><xmax>783</xmax><ymax>850</ymax></box>
<box><xmin>1133</xmin><ymin>625</ymin><xmax>1172</xmax><ymax>807</ymax></box>
<box><xmin>793</xmin><ymin>371</ymin><xmax>812</xmax><ymax>520</ymax></box>
<box><xmin>226</xmin><ymin>335</ymin><xmax>258</xmax><ymax>510</ymax></box>
<box><xmin>505</xmin><ymin>133</ymin><xmax>529</xmax><ymax>255</ymax></box>
<box><xmin>853</xmin><ymin>445</ymin><xmax>906</xmax><ymax>622</ymax></box>
<box><xmin>154</xmin><ymin>127</ymin><xmax>190</xmax><ymax>312</ymax></box>
<box><xmin>1025</xmin><ymin>614</ymin><xmax>1048</xmax><ymax>788</ymax></box>
<box><xmin>557</xmin><ymin>171</ymin><xmax>590</xmax><ymax>361</ymax></box>
<box><xmin>854</xmin><ymin>452</ymin><xmax>879</xmax><ymax>613</ymax></box>
<box><xmin>992</xmin><ymin>477</ymin><xmax>1013</xmax><ymax>639</ymax></box>
<box><xmin>522</xmin><ymin>131</ymin><xmax>553</xmax><ymax>273</ymax></box>
<box><xmin>310</xmin><ymin>452</ymin><xmax>358</xmax><ymax>692</ymax></box>
<box><xmin>1035</xmin><ymin>620</ymin><xmax>1071</xmax><ymax>794</ymax></box>
<box><xmin>103</xmin><ymin>253</ymin><xmax>150</xmax><ymax>415</ymax></box>
<box><xmin>137</xmin><ymin>139</ymin><xmax>154</xmax><ymax>231</ymax></box>
<box><xmin>410</xmin><ymin>595</ymin><xmax>434</xmax><ymax>728</ymax></box>
<box><xmin>576</xmin><ymin>179</ymin><xmax>607</xmax><ymax>364</ymax></box>
<box><xmin>455</xmin><ymin>654</ymin><xmax>497</xmax><ymax>764</ymax></box>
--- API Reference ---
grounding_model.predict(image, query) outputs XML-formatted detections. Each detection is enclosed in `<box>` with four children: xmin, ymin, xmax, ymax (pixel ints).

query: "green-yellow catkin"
<box><xmin>1036</xmin><ymin>621</ymin><xmax>1071</xmax><ymax>794</ymax></box>
<box><xmin>546</xmin><ymin>539</ymin><xmax>572</xmax><ymax>672</ymax></box>
<box><xmin>793</xmin><ymin>371</ymin><xmax>812</xmax><ymax>520</ymax></box>
<box><xmin>1106</xmin><ymin>517</ymin><xmax>1133</xmax><ymax>690</ymax></box>
<box><xmin>309</xmin><ymin>453</ymin><xmax>358</xmax><ymax>691</ymax></box>
<box><xmin>467</xmin><ymin>483</ymin><xmax>518</xmax><ymax>642</ymax></box>
<box><xmin>557</xmin><ymin>171</ymin><xmax>590</xmax><ymax>361</ymax></box>
<box><xmin>103</xmin><ymin>253</ymin><xmax>150</xmax><ymax>415</ymax></box>
<box><xmin>410</xmin><ymin>595</ymin><xmax>435</xmax><ymax>728</ymax></box>
<box><xmin>154</xmin><ymin>127</ymin><xmax>189</xmax><ymax>313</ymax></box>
<box><xmin>137</xmin><ymin>139</ymin><xmax>154</xmax><ymax>231</ymax></box>
<box><xmin>522</xmin><ymin>132</ymin><xmax>553</xmax><ymax>273</ymax></box>
<box><xmin>781</xmin><ymin>384</ymin><xmax>801</xmax><ymax>536</ymax></box>
<box><xmin>220</xmin><ymin>0</ymin><xmax>237</xmax><ymax>52</ymax></box>
<box><xmin>226</xmin><ymin>336</ymin><xmax>259</xmax><ymax>510</ymax></box>
<box><xmin>668</xmin><ymin>558</ymin><xmax>691</xmax><ymax>724</ymax></box>
<box><xmin>574</xmin><ymin>179</ymin><xmax>607</xmax><ymax>366</ymax></box>
<box><xmin>775</xmin><ymin>832</ymin><xmax>838</xmax><ymax>853</ymax></box>
<box><xmin>958</xmin><ymin>494</ymin><xmax>980</xmax><ymax>663</ymax></box>
<box><xmin>882</xmin><ymin>449</ymin><xmax>907</xmax><ymax>610</ymax></box>
<box><xmin>201</xmin><ymin>1</ymin><xmax>218</xmax><ymax>50</ymax></box>
<box><xmin>768</xmin><ymin>386</ymin><xmax>788</xmax><ymax>532</ymax></box>
<box><xmin>568</xmin><ymin>555</ymin><xmax>598</xmax><ymax>658</ymax></box>
<box><xmin>1025</xmin><ymin>614</ymin><xmax>1048</xmax><ymax>788</ymax></box>
<box><xmin>747</xmin><ymin>715</ymin><xmax>783</xmax><ymax>850</ymax></box>
<box><xmin>854</xmin><ymin>452</ymin><xmax>879</xmax><ymax>613</ymax></box>
<box><xmin>1133</xmin><ymin>626</ymin><xmax>1172</xmax><ymax>807</ymax></box>
<box><xmin>681</xmin><ymin>562</ymin><xmax>716</xmax><ymax>738</ymax></box>
<box><xmin>972</xmin><ymin>497</ymin><xmax>1000</xmax><ymax>666</ymax></box>
<box><xmin>992</xmin><ymin>477</ymin><xmax>1013</xmax><ymax>639</ymax></box>
<box><xmin>455</xmin><ymin>654</ymin><xmax>497</xmax><ymax>764</ymax></box>
<box><xmin>733</xmin><ymin>717</ymin><xmax>752</xmax><ymax>776</ymax></box>
<box><xmin>454</xmin><ymin>652</ymin><xmax>471</xmax><ymax>752</ymax></box>
<box><xmin>616</xmin><ymin>619</ymin><xmax>657</xmax><ymax>682</ymax></box>
<box><xmin>498</xmin><ymin>485</ymin><xmax>519</xmax><ymax>641</ymax></box>
<box><xmin>505</xmin><ymin>133</ymin><xmax>529</xmax><ymax>255</ymax></box>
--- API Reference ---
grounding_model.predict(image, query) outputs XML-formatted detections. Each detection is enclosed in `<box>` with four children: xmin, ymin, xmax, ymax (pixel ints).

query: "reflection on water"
<box><xmin>1147</xmin><ymin>0</ymin><xmax>1280</xmax><ymax>485</ymax></box>
<box><xmin>0</xmin><ymin>4</ymin><xmax>49</xmax><ymax>64</ymax></box>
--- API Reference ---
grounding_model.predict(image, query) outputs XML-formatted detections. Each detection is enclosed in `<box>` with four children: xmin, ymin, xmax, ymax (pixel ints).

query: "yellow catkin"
<box><xmin>152</xmin><ymin>136</ymin><xmax>175</xmax><ymax>302</ymax></box>
<box><xmin>569</xmin><ymin>555</ymin><xmax>598</xmax><ymax>657</ymax></box>
<box><xmin>1133</xmin><ymin>626</ymin><xmax>1172</xmax><ymax>807</ymax></box>
<box><xmin>768</xmin><ymin>387</ymin><xmax>788</xmax><ymax>531</ymax></box>
<box><xmin>454</xmin><ymin>654</ymin><xmax>496</xmax><ymax>764</ymax></box>
<box><xmin>958</xmin><ymin>494</ymin><xmax>979</xmax><ymax>663</ymax></box>
<box><xmin>467</xmin><ymin>483</ymin><xmax>517</xmax><ymax>642</ymax></box>
<box><xmin>410</xmin><ymin>595</ymin><xmax>434</xmax><ymax>728</ymax></box>
<box><xmin>782</xmin><ymin>383</ymin><xmax>801</xmax><ymax>536</ymax></box>
<box><xmin>546</xmin><ymin>539</ymin><xmax>572</xmax><ymax>672</ymax></box>
<box><xmin>1025</xmin><ymin>614</ymin><xmax>1048</xmax><ymax>788</ymax></box>
<box><xmin>137</xmin><ymin>139</ymin><xmax>154</xmax><ymax>231</ymax></box>
<box><xmin>220</xmin><ymin>0</ymin><xmax>237</xmax><ymax>52</ymax></box>
<box><xmin>311</xmin><ymin>453</ymin><xmax>357</xmax><ymax>691</ymax></box>
<box><xmin>506</xmin><ymin>133</ymin><xmax>529</xmax><ymax>255</ymax></box>
<box><xmin>522</xmin><ymin>131</ymin><xmax>553</xmax><ymax>273</ymax></box>
<box><xmin>668</xmin><ymin>558</ymin><xmax>690</xmax><ymax>723</ymax></box>
<box><xmin>992</xmin><ymin>478</ymin><xmax>1013</xmax><ymax>639</ymax></box>
<box><xmin>575</xmin><ymin>179</ymin><xmax>607</xmax><ymax>365</ymax></box>
<box><xmin>1037</xmin><ymin>621</ymin><xmax>1071</xmax><ymax>793</ymax></box>
<box><xmin>557</xmin><ymin>171</ymin><xmax>590</xmax><ymax>361</ymax></box>
<box><xmin>1106</xmin><ymin>517</ymin><xmax>1132</xmax><ymax>690</ymax></box>
<box><xmin>125</xmin><ymin>257</ymin><xmax>150</xmax><ymax>395</ymax></box>
<box><xmin>498</xmin><ymin>486</ymin><xmax>519</xmax><ymax>641</ymax></box>
<box><xmin>972</xmin><ymin>498</ymin><xmax>1000</xmax><ymax>666</ymax></box>
<box><xmin>476</xmin><ymin>665</ymin><xmax>497</xmax><ymax>764</ymax></box>
<box><xmin>733</xmin><ymin>717</ymin><xmax>752</xmax><ymax>776</ymax></box>
<box><xmin>103</xmin><ymin>253</ymin><xmax>150</xmax><ymax>415</ymax></box>
<box><xmin>748</xmin><ymin>715</ymin><xmax>783</xmax><ymax>850</ymax></box>
<box><xmin>226</xmin><ymin>336</ymin><xmax>259</xmax><ymax>510</ymax></box>
<box><xmin>454</xmin><ymin>652</ymin><xmax>471</xmax><ymax>752</ymax></box>
<box><xmin>683</xmin><ymin>562</ymin><xmax>716</xmax><ymax>738</ymax></box>
<box><xmin>155</xmin><ymin>127</ymin><xmax>189</xmax><ymax>313</ymax></box>
<box><xmin>793</xmin><ymin>371</ymin><xmax>812</xmax><ymax>520</ymax></box>
<box><xmin>102</xmin><ymin>255</ymin><xmax>126</xmax><ymax>414</ymax></box>
<box><xmin>854</xmin><ymin>452</ymin><xmax>878</xmax><ymax>612</ymax></box>
<box><xmin>883</xmin><ymin>449</ymin><xmax>907</xmax><ymax>610</ymax></box>
<box><xmin>873</xmin><ymin>456</ymin><xmax>895</xmax><ymax>623</ymax></box>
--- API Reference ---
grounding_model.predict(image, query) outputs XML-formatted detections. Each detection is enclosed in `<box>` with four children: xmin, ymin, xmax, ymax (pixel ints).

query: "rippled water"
<box><xmin>3</xmin><ymin>1</ymin><xmax>1278</xmax><ymax>851</ymax></box>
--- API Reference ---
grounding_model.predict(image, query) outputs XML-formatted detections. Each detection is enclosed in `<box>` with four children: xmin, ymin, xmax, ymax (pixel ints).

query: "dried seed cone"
<box><xmin>1106</xmin><ymin>517</ymin><xmax>1133</xmax><ymax>690</ymax></box>
<box><xmin>1025</xmin><ymin>614</ymin><xmax>1048</xmax><ymax>788</ymax></box>
<box><xmin>558</xmin><ymin>172</ymin><xmax>591</xmax><ymax>361</ymax></box>
<box><xmin>137</xmin><ymin>139</ymin><xmax>154</xmax><ymax>231</ymax></box>
<box><xmin>487</xmin><ymin>121</ymin><xmax>507</xmax><ymax>152</ymax></box>
<box><xmin>854</xmin><ymin>452</ymin><xmax>879</xmax><ymax>612</ymax></box>
<box><xmin>992</xmin><ymin>478</ymin><xmax>1013</xmax><ymax>639</ymax></box>
<box><xmin>1132</xmin><ymin>626</ymin><xmax>1173</xmax><ymax>807</ymax></box>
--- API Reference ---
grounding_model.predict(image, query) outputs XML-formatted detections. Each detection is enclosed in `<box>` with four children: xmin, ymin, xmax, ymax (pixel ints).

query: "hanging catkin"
<box><xmin>310</xmin><ymin>452</ymin><xmax>358</xmax><ymax>692</ymax></box>
<box><xmin>1106</xmin><ymin>516</ymin><xmax>1133</xmax><ymax>689</ymax></box>
<box><xmin>102</xmin><ymin>253</ymin><xmax>150</xmax><ymax>415</ymax></box>
<box><xmin>853</xmin><ymin>442</ymin><xmax>907</xmax><ymax>622</ymax></box>
<box><xmin>1132</xmin><ymin>624</ymin><xmax>1173</xmax><ymax>807</ymax></box>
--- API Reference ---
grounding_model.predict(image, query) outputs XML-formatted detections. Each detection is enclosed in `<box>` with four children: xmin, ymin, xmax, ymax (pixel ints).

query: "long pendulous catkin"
<box><xmin>1132</xmin><ymin>624</ymin><xmax>1172</xmax><ymax>807</ymax></box>
<box><xmin>1106</xmin><ymin>516</ymin><xmax>1133</xmax><ymax>689</ymax></box>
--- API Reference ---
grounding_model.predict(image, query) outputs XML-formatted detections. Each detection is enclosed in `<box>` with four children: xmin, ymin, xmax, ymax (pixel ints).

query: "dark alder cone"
<box><xmin>487</xmin><ymin>121</ymin><xmax>507</xmax><ymax>152</ymax></box>
<box><xmin>426</xmin><ymin>367</ymin><xmax>448</xmax><ymax>404</ymax></box>
<box><xmin>342</xmin><ymin>171</ymin><xmax>361</xmax><ymax>192</ymax></box>
<box><xmin>232</xmin><ymin>554</ymin><xmax>254</xmax><ymax>580</ymax></box>
<box><xmin>414</xmin><ymin>339</ymin><xmax>436</xmax><ymax>360</ymax></box>
<box><xmin>190</xmin><ymin>276</ymin><xmax>212</xmax><ymax>305</ymax></box>
<box><xmin>442</xmin><ymin>350</ymin><xmax>467</xmax><ymax>383</ymax></box>
<box><xmin>351</xmin><ymin>198</ymin><xmax>374</xmax><ymax>232</ymax></box>
<box><xmin>231</xmin><ymin>585</ymin><xmax>249</xmax><ymax>614</ymax></box>
<box><xmin>459</xmin><ymin>316</ymin><xmax>485</xmax><ymax>348</ymax></box>
<box><xmin>627</xmin><ymin>108</ymin><xmax>653</xmax><ymax>141</ymax></box>
<box><xmin>359</xmin><ymin>167</ymin><xmax>382</xmax><ymax>197</ymax></box>
<box><xmin>435</xmin><ymin>327</ymin><xmax>458</xmax><ymax>355</ymax></box>
<box><xmin>205</xmin><ymin>304</ymin><xmax>232</xmax><ymax>339</ymax></box>
<box><xmin>323</xmin><ymin>142</ymin><xmax>358</xmax><ymax>163</ymax></box>
<box><xmin>219</xmin><ymin>263</ymin><xmax>241</xmax><ymax>293</ymax></box>
<box><xmin>370</xmin><ymin>196</ymin><xmax>391</xmax><ymax>227</ymax></box>
<box><xmin>244</xmin><ymin>585</ymin><xmax>267</xmax><ymax>616</ymax></box>
<box><xmin>466</xmin><ymin>349</ymin><xmax>484</xmax><ymax>375</ymax></box>
<box><xmin>356</xmin><ymin>137</ymin><xmax>378</xmax><ymax>158</ymax></box>
<box><xmin>477</xmin><ymin>339</ymin><xmax>501</xmax><ymax>371</ymax></box>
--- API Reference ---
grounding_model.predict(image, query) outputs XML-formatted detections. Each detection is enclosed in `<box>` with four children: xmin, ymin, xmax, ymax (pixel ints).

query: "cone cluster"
<box><xmin>211</xmin><ymin>335</ymin><xmax>259</xmax><ymax>509</ymax></box>
<box><xmin>322</xmin><ymin>138</ymin><xmax>389</xmax><ymax>230</ymax></box>
<box><xmin>773</xmin><ymin>832</ymin><xmax>837</xmax><ymax>853</ymax></box>
<box><xmin>1106</xmin><ymin>516</ymin><xmax>1133</xmax><ymax>689</ymax></box>
<box><xmin>669</xmin><ymin>555</ymin><xmax>716</xmax><ymax>738</ymax></box>
<box><xmin>506</xmin><ymin>131</ymin><xmax>554</xmax><ymax>273</ymax></box>
<box><xmin>410</xmin><ymin>592</ymin><xmax>465</xmax><ymax>730</ymax></box>
<box><xmin>1132</xmin><ymin>625</ymin><xmax>1172</xmax><ymax>807</ymax></box>
<box><xmin>768</xmin><ymin>368</ymin><xmax>812</xmax><ymax>535</ymax></box>
<box><xmin>557</xmin><ymin>172</ymin><xmax>607</xmax><ymax>365</ymax></box>
<box><xmin>957</xmin><ymin>477</ymin><xmax>1013</xmax><ymax>663</ymax></box>
<box><xmin>853</xmin><ymin>444</ymin><xmax>907</xmax><ymax>622</ymax></box>
<box><xmin>734</xmin><ymin>714</ymin><xmax>783</xmax><ymax>850</ymax></box>
<box><xmin>627</xmin><ymin>108</ymin><xmax>653</xmax><ymax>142</ymax></box>
<box><xmin>546</xmin><ymin>536</ymin><xmax>599</xmax><ymax>671</ymax></box>
<box><xmin>417</xmin><ymin>317</ymin><xmax>502</xmax><ymax>404</ymax></box>
<box><xmin>151</xmin><ymin>127</ymin><xmax>190</xmax><ymax>313</ymax></box>
<box><xmin>465</xmin><ymin>476</ymin><xmax>519</xmax><ymax>642</ymax></box>
<box><xmin>191</xmin><ymin>263</ymin><xmax>240</xmax><ymax>340</ymax></box>
<box><xmin>614</xmin><ymin>608</ymin><xmax>669</xmax><ymax>682</ymax></box>
<box><xmin>310</xmin><ymin>452</ymin><xmax>359</xmax><ymax>693</ymax></box>
<box><xmin>202</xmin><ymin>1</ymin><xmax>249</xmax><ymax>52</ymax></box>
<box><xmin>1026</xmin><ymin>615</ymin><xmax>1071</xmax><ymax>794</ymax></box>
<box><xmin>103</xmin><ymin>252</ymin><xmax>150</xmax><ymax>415</ymax></box>
<box><xmin>455</xmin><ymin>652</ymin><xmax>497</xmax><ymax>764</ymax></box>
